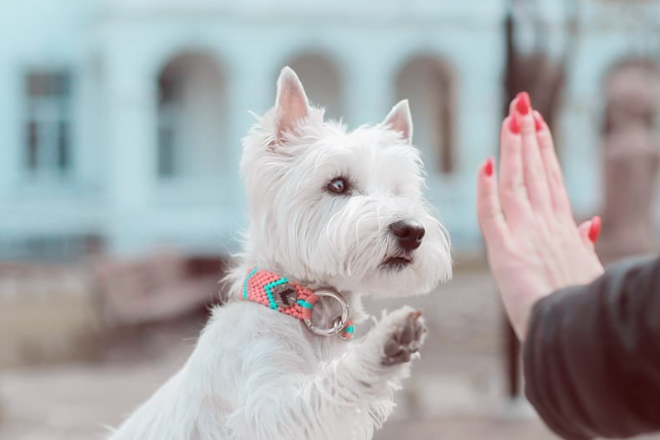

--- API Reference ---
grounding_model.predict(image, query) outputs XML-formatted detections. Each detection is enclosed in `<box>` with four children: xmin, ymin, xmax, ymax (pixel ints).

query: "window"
<box><xmin>157</xmin><ymin>53</ymin><xmax>226</xmax><ymax>180</ymax></box>
<box><xmin>157</xmin><ymin>106</ymin><xmax>177</xmax><ymax>177</ymax></box>
<box><xmin>24</xmin><ymin>71</ymin><xmax>73</xmax><ymax>180</ymax></box>
<box><xmin>285</xmin><ymin>53</ymin><xmax>343</xmax><ymax>122</ymax></box>
<box><xmin>396</xmin><ymin>58</ymin><xmax>455</xmax><ymax>175</ymax></box>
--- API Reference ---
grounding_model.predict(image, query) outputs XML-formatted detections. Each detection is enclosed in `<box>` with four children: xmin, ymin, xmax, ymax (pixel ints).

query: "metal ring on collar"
<box><xmin>334</xmin><ymin>316</ymin><xmax>352</xmax><ymax>341</ymax></box>
<box><xmin>303</xmin><ymin>289</ymin><xmax>350</xmax><ymax>338</ymax></box>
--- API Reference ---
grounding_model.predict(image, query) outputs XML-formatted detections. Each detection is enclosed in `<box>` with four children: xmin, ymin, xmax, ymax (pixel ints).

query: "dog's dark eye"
<box><xmin>327</xmin><ymin>177</ymin><xmax>349</xmax><ymax>195</ymax></box>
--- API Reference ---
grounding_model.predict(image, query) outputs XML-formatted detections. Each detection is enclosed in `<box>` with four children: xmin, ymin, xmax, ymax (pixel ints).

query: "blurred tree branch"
<box><xmin>503</xmin><ymin>0</ymin><xmax>579</xmax><ymax>136</ymax></box>
<box><xmin>502</xmin><ymin>0</ymin><xmax>579</xmax><ymax>399</ymax></box>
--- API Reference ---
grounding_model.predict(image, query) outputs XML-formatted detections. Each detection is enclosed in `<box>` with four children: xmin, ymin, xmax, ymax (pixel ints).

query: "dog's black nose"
<box><xmin>389</xmin><ymin>220</ymin><xmax>425</xmax><ymax>251</ymax></box>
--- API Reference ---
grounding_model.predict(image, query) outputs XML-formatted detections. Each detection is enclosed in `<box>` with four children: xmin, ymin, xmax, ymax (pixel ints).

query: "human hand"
<box><xmin>476</xmin><ymin>92</ymin><xmax>605</xmax><ymax>340</ymax></box>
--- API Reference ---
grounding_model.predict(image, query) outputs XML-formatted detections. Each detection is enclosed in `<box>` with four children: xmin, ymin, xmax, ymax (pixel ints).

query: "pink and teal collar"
<box><xmin>243</xmin><ymin>268</ymin><xmax>354</xmax><ymax>341</ymax></box>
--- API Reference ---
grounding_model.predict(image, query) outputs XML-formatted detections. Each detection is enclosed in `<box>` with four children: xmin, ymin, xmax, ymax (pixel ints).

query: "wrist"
<box><xmin>507</xmin><ymin>292</ymin><xmax>546</xmax><ymax>342</ymax></box>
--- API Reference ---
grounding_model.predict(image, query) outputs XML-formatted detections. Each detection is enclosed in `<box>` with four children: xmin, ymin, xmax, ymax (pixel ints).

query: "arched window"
<box><xmin>283</xmin><ymin>53</ymin><xmax>343</xmax><ymax>121</ymax></box>
<box><xmin>157</xmin><ymin>52</ymin><xmax>226</xmax><ymax>180</ymax></box>
<box><xmin>395</xmin><ymin>57</ymin><xmax>455</xmax><ymax>175</ymax></box>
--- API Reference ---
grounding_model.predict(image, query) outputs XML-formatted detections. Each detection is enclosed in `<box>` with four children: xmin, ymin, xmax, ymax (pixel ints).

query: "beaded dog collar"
<box><xmin>242</xmin><ymin>268</ymin><xmax>354</xmax><ymax>341</ymax></box>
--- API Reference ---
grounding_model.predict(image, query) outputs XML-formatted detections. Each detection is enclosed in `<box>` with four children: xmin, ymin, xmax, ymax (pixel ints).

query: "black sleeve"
<box><xmin>523</xmin><ymin>254</ymin><xmax>660</xmax><ymax>440</ymax></box>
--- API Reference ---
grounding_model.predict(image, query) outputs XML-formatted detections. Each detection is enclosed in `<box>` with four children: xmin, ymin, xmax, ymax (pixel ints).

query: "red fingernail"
<box><xmin>588</xmin><ymin>216</ymin><xmax>601</xmax><ymax>243</ymax></box>
<box><xmin>509</xmin><ymin>113</ymin><xmax>521</xmax><ymax>134</ymax></box>
<box><xmin>515</xmin><ymin>92</ymin><xmax>531</xmax><ymax>115</ymax></box>
<box><xmin>484</xmin><ymin>157</ymin><xmax>494</xmax><ymax>177</ymax></box>
<box><xmin>533</xmin><ymin>111</ymin><xmax>544</xmax><ymax>132</ymax></box>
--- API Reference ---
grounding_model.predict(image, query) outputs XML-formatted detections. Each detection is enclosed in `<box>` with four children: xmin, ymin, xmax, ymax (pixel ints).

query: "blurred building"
<box><xmin>1</xmin><ymin>0</ymin><xmax>659</xmax><ymax>261</ymax></box>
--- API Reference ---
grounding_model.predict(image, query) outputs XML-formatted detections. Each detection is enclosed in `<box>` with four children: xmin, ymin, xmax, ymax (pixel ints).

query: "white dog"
<box><xmin>109</xmin><ymin>67</ymin><xmax>452</xmax><ymax>440</ymax></box>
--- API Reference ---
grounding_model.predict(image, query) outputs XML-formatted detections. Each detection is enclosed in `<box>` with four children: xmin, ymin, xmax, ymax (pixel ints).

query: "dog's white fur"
<box><xmin>108</xmin><ymin>67</ymin><xmax>452</xmax><ymax>440</ymax></box>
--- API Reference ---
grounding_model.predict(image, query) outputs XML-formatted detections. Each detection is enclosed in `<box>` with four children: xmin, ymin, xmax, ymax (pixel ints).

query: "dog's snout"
<box><xmin>389</xmin><ymin>220</ymin><xmax>425</xmax><ymax>251</ymax></box>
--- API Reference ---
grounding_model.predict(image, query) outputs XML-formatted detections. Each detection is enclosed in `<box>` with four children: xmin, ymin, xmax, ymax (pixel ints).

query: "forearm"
<box><xmin>232</xmin><ymin>310</ymin><xmax>422</xmax><ymax>440</ymax></box>
<box><xmin>233</xmin><ymin>344</ymin><xmax>402</xmax><ymax>439</ymax></box>
<box><xmin>524</xmin><ymin>255</ymin><xmax>660</xmax><ymax>440</ymax></box>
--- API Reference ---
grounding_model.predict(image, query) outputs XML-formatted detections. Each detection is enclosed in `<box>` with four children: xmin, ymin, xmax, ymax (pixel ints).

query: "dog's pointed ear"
<box><xmin>383</xmin><ymin>100</ymin><xmax>413</xmax><ymax>144</ymax></box>
<box><xmin>274</xmin><ymin>66</ymin><xmax>310</xmax><ymax>144</ymax></box>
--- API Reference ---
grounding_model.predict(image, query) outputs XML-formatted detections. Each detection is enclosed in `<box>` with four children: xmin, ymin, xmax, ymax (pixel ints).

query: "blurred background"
<box><xmin>2</xmin><ymin>0</ymin><xmax>660</xmax><ymax>439</ymax></box>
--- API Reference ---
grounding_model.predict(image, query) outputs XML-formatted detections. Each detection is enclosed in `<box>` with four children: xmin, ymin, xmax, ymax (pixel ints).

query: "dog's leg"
<box><xmin>361</xmin><ymin>306</ymin><xmax>426</xmax><ymax>430</ymax></box>
<box><xmin>229</xmin><ymin>306</ymin><xmax>425</xmax><ymax>440</ymax></box>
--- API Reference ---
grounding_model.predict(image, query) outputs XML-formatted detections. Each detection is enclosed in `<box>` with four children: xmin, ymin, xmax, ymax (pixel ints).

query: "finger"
<box><xmin>578</xmin><ymin>220</ymin><xmax>595</xmax><ymax>250</ymax></box>
<box><xmin>477</xmin><ymin>157</ymin><xmax>510</xmax><ymax>247</ymax></box>
<box><xmin>508</xmin><ymin>94</ymin><xmax>527</xmax><ymax>115</ymax></box>
<box><xmin>508</xmin><ymin>97</ymin><xmax>518</xmax><ymax>115</ymax></box>
<box><xmin>499</xmin><ymin>113</ymin><xmax>533</xmax><ymax>225</ymax></box>
<box><xmin>588</xmin><ymin>215</ymin><xmax>601</xmax><ymax>244</ymax></box>
<box><xmin>516</xmin><ymin>93</ymin><xmax>553</xmax><ymax>213</ymax></box>
<box><xmin>578</xmin><ymin>216</ymin><xmax>601</xmax><ymax>250</ymax></box>
<box><xmin>534</xmin><ymin>111</ymin><xmax>573</xmax><ymax>219</ymax></box>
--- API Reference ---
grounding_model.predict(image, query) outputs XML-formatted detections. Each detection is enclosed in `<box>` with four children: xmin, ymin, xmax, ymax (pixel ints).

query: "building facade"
<box><xmin>0</xmin><ymin>0</ymin><xmax>658</xmax><ymax>260</ymax></box>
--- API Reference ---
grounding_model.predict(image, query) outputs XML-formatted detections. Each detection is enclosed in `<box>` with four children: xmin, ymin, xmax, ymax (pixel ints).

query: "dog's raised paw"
<box><xmin>381</xmin><ymin>309</ymin><xmax>427</xmax><ymax>366</ymax></box>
